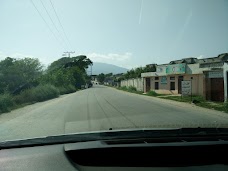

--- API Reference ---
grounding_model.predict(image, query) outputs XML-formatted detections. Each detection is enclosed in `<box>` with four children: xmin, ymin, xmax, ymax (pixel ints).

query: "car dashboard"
<box><xmin>0</xmin><ymin>138</ymin><xmax>228</xmax><ymax>171</ymax></box>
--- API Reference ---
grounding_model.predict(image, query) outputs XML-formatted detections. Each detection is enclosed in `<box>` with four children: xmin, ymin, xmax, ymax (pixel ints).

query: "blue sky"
<box><xmin>0</xmin><ymin>0</ymin><xmax>227</xmax><ymax>69</ymax></box>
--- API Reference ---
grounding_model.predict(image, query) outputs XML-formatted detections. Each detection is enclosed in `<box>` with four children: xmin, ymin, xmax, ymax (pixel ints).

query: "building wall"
<box><xmin>141</xmin><ymin>54</ymin><xmax>228</xmax><ymax>101</ymax></box>
<box><xmin>223</xmin><ymin>62</ymin><xmax>228</xmax><ymax>101</ymax></box>
<box><xmin>198</xmin><ymin>74</ymin><xmax>204</xmax><ymax>96</ymax></box>
<box><xmin>143</xmin><ymin>78</ymin><xmax>146</xmax><ymax>93</ymax></box>
<box><xmin>147</xmin><ymin>74</ymin><xmax>203</xmax><ymax>95</ymax></box>
<box><xmin>120</xmin><ymin>78</ymin><xmax>143</xmax><ymax>91</ymax></box>
<box><xmin>150</xmin><ymin>76</ymin><xmax>178</xmax><ymax>94</ymax></box>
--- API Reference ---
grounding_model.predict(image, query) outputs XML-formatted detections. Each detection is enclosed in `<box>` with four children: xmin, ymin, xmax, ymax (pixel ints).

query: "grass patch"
<box><xmin>159</xmin><ymin>95</ymin><xmax>228</xmax><ymax>113</ymax></box>
<box><xmin>145</xmin><ymin>90</ymin><xmax>167</xmax><ymax>97</ymax></box>
<box><xmin>117</xmin><ymin>86</ymin><xmax>143</xmax><ymax>94</ymax></box>
<box><xmin>118</xmin><ymin>86</ymin><xmax>128</xmax><ymax>91</ymax></box>
<box><xmin>159</xmin><ymin>95</ymin><xmax>205</xmax><ymax>103</ymax></box>
<box><xmin>58</xmin><ymin>85</ymin><xmax>77</xmax><ymax>95</ymax></box>
<box><xmin>14</xmin><ymin>84</ymin><xmax>60</xmax><ymax>104</ymax></box>
<box><xmin>0</xmin><ymin>93</ymin><xmax>14</xmax><ymax>113</ymax></box>
<box><xmin>128</xmin><ymin>86</ymin><xmax>137</xmax><ymax>92</ymax></box>
<box><xmin>117</xmin><ymin>87</ymin><xmax>228</xmax><ymax>113</ymax></box>
<box><xmin>197</xmin><ymin>101</ymin><xmax>227</xmax><ymax>112</ymax></box>
<box><xmin>115</xmin><ymin>85</ymin><xmax>228</xmax><ymax>113</ymax></box>
<box><xmin>0</xmin><ymin>84</ymin><xmax>78</xmax><ymax>114</ymax></box>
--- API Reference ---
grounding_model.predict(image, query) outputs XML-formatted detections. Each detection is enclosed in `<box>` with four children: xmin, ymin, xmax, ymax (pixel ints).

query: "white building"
<box><xmin>141</xmin><ymin>53</ymin><xmax>228</xmax><ymax>102</ymax></box>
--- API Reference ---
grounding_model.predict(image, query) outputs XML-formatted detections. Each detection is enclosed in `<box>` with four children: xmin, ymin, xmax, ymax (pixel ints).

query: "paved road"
<box><xmin>1</xmin><ymin>85</ymin><xmax>228</xmax><ymax>142</ymax></box>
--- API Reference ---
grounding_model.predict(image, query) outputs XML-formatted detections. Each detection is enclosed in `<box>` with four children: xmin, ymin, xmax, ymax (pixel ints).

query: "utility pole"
<box><xmin>62</xmin><ymin>51</ymin><xmax>75</xmax><ymax>57</ymax></box>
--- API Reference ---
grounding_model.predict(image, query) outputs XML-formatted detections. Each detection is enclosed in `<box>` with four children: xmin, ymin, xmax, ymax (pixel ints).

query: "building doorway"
<box><xmin>211</xmin><ymin>78</ymin><xmax>224</xmax><ymax>102</ymax></box>
<box><xmin>145</xmin><ymin>78</ymin><xmax>151</xmax><ymax>92</ymax></box>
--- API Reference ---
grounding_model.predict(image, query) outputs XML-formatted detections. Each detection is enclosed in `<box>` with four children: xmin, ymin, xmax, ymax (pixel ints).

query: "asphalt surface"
<box><xmin>1</xmin><ymin>85</ymin><xmax>228</xmax><ymax>142</ymax></box>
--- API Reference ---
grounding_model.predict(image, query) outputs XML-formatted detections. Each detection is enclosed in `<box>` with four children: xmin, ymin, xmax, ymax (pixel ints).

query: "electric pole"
<box><xmin>62</xmin><ymin>51</ymin><xmax>75</xmax><ymax>57</ymax></box>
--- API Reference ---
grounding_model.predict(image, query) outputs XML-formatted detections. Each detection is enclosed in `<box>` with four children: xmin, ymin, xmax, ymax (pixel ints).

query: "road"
<box><xmin>1</xmin><ymin>85</ymin><xmax>228</xmax><ymax>142</ymax></box>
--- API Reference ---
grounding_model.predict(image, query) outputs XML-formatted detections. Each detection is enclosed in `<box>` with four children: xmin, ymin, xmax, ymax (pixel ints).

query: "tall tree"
<box><xmin>44</xmin><ymin>55</ymin><xmax>92</xmax><ymax>88</ymax></box>
<box><xmin>0</xmin><ymin>57</ymin><xmax>42</xmax><ymax>93</ymax></box>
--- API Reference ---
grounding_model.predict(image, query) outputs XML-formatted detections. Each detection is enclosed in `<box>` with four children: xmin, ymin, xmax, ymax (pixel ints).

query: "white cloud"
<box><xmin>87</xmin><ymin>52</ymin><xmax>132</xmax><ymax>62</ymax></box>
<box><xmin>197</xmin><ymin>55</ymin><xmax>205</xmax><ymax>59</ymax></box>
<box><xmin>0</xmin><ymin>51</ymin><xmax>53</xmax><ymax>68</ymax></box>
<box><xmin>0</xmin><ymin>52</ymin><xmax>35</xmax><ymax>59</ymax></box>
<box><xmin>0</xmin><ymin>51</ymin><xmax>134</xmax><ymax>69</ymax></box>
<box><xmin>86</xmin><ymin>52</ymin><xmax>132</xmax><ymax>69</ymax></box>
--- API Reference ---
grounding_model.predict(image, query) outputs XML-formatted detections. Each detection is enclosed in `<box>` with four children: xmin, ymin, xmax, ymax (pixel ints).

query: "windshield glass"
<box><xmin>0</xmin><ymin>0</ymin><xmax>228</xmax><ymax>142</ymax></box>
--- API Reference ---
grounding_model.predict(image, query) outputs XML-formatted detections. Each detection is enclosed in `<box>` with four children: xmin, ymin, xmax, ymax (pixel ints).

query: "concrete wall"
<box><xmin>120</xmin><ymin>78</ymin><xmax>143</xmax><ymax>91</ymax></box>
<box><xmin>223</xmin><ymin>62</ymin><xmax>228</xmax><ymax>101</ymax></box>
<box><xmin>184</xmin><ymin>75</ymin><xmax>203</xmax><ymax>96</ymax></box>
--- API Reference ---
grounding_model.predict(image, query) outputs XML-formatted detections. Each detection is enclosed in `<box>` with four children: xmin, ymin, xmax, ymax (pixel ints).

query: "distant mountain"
<box><xmin>87</xmin><ymin>62</ymin><xmax>128</xmax><ymax>75</ymax></box>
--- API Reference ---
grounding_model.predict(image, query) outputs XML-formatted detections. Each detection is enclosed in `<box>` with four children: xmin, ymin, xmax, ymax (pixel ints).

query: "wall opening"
<box><xmin>145</xmin><ymin>78</ymin><xmax>151</xmax><ymax>92</ymax></box>
<box><xmin>170</xmin><ymin>82</ymin><xmax>175</xmax><ymax>90</ymax></box>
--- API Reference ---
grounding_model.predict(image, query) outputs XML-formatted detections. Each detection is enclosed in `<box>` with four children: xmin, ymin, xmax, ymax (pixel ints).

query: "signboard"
<box><xmin>160</xmin><ymin>76</ymin><xmax>167</xmax><ymax>84</ymax></box>
<box><xmin>166</xmin><ymin>64</ymin><xmax>186</xmax><ymax>74</ymax></box>
<box><xmin>208</xmin><ymin>71</ymin><xmax>223</xmax><ymax>78</ymax></box>
<box><xmin>182</xmin><ymin>80</ymin><xmax>192</xmax><ymax>96</ymax></box>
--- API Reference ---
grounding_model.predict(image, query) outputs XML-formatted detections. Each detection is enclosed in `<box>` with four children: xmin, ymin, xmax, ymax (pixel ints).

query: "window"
<box><xmin>155</xmin><ymin>77</ymin><xmax>159</xmax><ymax>80</ymax></box>
<box><xmin>155</xmin><ymin>82</ymin><xmax>159</xmax><ymax>90</ymax></box>
<box><xmin>170</xmin><ymin>82</ymin><xmax>175</xmax><ymax>90</ymax></box>
<box><xmin>170</xmin><ymin>77</ymin><xmax>175</xmax><ymax>80</ymax></box>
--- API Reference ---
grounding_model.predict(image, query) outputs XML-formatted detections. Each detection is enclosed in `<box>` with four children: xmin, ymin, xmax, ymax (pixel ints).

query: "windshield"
<box><xmin>0</xmin><ymin>0</ymin><xmax>228</xmax><ymax>142</ymax></box>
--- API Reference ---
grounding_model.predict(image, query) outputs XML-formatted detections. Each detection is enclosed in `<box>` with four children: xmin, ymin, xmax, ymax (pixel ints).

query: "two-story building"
<box><xmin>141</xmin><ymin>53</ymin><xmax>228</xmax><ymax>102</ymax></box>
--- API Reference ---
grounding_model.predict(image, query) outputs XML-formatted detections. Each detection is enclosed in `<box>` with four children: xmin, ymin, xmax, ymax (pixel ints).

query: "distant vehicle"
<box><xmin>88</xmin><ymin>82</ymin><xmax>93</xmax><ymax>88</ymax></box>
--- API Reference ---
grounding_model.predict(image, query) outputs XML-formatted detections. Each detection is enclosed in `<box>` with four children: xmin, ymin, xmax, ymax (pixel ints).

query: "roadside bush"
<box><xmin>128</xmin><ymin>86</ymin><xmax>137</xmax><ymax>92</ymax></box>
<box><xmin>117</xmin><ymin>86</ymin><xmax>143</xmax><ymax>94</ymax></box>
<box><xmin>0</xmin><ymin>93</ymin><xmax>14</xmax><ymax>113</ymax></box>
<box><xmin>147</xmin><ymin>90</ymin><xmax>159</xmax><ymax>96</ymax></box>
<box><xmin>58</xmin><ymin>87</ymin><xmax>67</xmax><ymax>95</ymax></box>
<box><xmin>224</xmin><ymin>101</ymin><xmax>228</xmax><ymax>112</ymax></box>
<box><xmin>33</xmin><ymin>84</ymin><xmax>60</xmax><ymax>102</ymax></box>
<box><xmin>58</xmin><ymin>85</ymin><xmax>77</xmax><ymax>95</ymax></box>
<box><xmin>14</xmin><ymin>84</ymin><xmax>60</xmax><ymax>104</ymax></box>
<box><xmin>119</xmin><ymin>86</ymin><xmax>128</xmax><ymax>91</ymax></box>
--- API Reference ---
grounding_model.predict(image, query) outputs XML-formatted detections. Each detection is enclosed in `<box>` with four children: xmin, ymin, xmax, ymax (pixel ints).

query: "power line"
<box><xmin>39</xmin><ymin>0</ymin><xmax>69</xmax><ymax>50</ymax></box>
<box><xmin>49</xmin><ymin>0</ymin><xmax>73</xmax><ymax>49</ymax></box>
<box><xmin>30</xmin><ymin>0</ymin><xmax>66</xmax><ymax>51</ymax></box>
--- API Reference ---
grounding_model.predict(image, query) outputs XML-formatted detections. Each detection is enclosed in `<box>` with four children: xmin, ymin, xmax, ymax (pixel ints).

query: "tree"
<box><xmin>0</xmin><ymin>57</ymin><xmax>43</xmax><ymax>93</ymax></box>
<box><xmin>143</xmin><ymin>64</ymin><xmax>156</xmax><ymax>72</ymax></box>
<box><xmin>121</xmin><ymin>64</ymin><xmax>156</xmax><ymax>80</ymax></box>
<box><xmin>65</xmin><ymin>55</ymin><xmax>93</xmax><ymax>72</ymax></box>
<box><xmin>97</xmin><ymin>73</ymin><xmax>105</xmax><ymax>83</ymax></box>
<box><xmin>47</xmin><ymin>55</ymin><xmax>93</xmax><ymax>73</ymax></box>
<box><xmin>43</xmin><ymin>55</ymin><xmax>92</xmax><ymax>88</ymax></box>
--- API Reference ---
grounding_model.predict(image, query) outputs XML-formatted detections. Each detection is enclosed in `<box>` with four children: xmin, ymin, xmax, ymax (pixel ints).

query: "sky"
<box><xmin>0</xmin><ymin>0</ymin><xmax>228</xmax><ymax>69</ymax></box>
